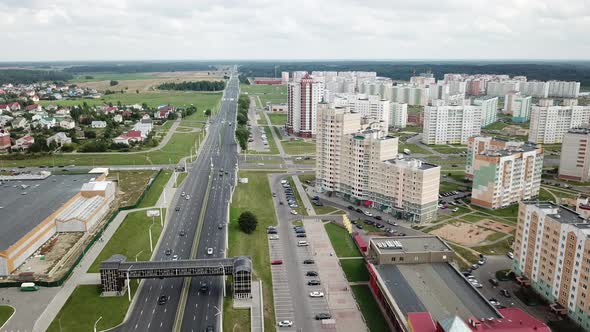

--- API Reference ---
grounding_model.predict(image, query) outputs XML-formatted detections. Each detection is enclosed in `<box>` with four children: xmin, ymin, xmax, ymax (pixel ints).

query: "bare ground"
<box><xmin>78</xmin><ymin>71</ymin><xmax>226</xmax><ymax>92</ymax></box>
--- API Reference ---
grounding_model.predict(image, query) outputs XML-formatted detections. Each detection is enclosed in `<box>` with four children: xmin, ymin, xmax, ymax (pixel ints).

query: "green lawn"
<box><xmin>70</xmin><ymin>72</ymin><xmax>156</xmax><ymax>82</ymax></box>
<box><xmin>0</xmin><ymin>306</ymin><xmax>14</xmax><ymax>328</ymax></box>
<box><xmin>340</xmin><ymin>259</ymin><xmax>369</xmax><ymax>282</ymax></box>
<box><xmin>471</xmin><ymin>204</ymin><xmax>519</xmax><ymax>218</ymax></box>
<box><xmin>108</xmin><ymin>170</ymin><xmax>157</xmax><ymax>207</ymax></box>
<box><xmin>88</xmin><ymin>210</ymin><xmax>164</xmax><ymax>272</ymax></box>
<box><xmin>324</xmin><ymin>223</ymin><xmax>362</xmax><ymax>257</ymax></box>
<box><xmin>173</xmin><ymin>172</ymin><xmax>188</xmax><ymax>188</ymax></box>
<box><xmin>448</xmin><ymin>243</ymin><xmax>480</xmax><ymax>264</ymax></box>
<box><xmin>227</xmin><ymin>171</ymin><xmax>276</xmax><ymax>332</ymax></box>
<box><xmin>272</xmin><ymin>126</ymin><xmax>283</xmax><ymax>140</ymax></box>
<box><xmin>429</xmin><ymin>145</ymin><xmax>468</xmax><ymax>154</ymax></box>
<box><xmin>138</xmin><ymin>170</ymin><xmax>172</xmax><ymax>208</ymax></box>
<box><xmin>240</xmin><ymin>84</ymin><xmax>287</xmax><ymax>105</ymax></box>
<box><xmin>472</xmin><ymin>237</ymin><xmax>514</xmax><ymax>255</ymax></box>
<box><xmin>223</xmin><ymin>296</ymin><xmax>250</xmax><ymax>332</ymax></box>
<box><xmin>351</xmin><ymin>285</ymin><xmax>390</xmax><ymax>332</ymax></box>
<box><xmin>281</xmin><ymin>139</ymin><xmax>316</xmax><ymax>155</ymax></box>
<box><xmin>398</xmin><ymin>142</ymin><xmax>431</xmax><ymax>155</ymax></box>
<box><xmin>314</xmin><ymin>205</ymin><xmax>339</xmax><ymax>215</ymax></box>
<box><xmin>267</xmin><ymin>113</ymin><xmax>287</xmax><ymax>126</ymax></box>
<box><xmin>484</xmin><ymin>122</ymin><xmax>509</xmax><ymax>130</ymax></box>
<box><xmin>440</xmin><ymin>182</ymin><xmax>463</xmax><ymax>192</ymax></box>
<box><xmin>47</xmin><ymin>285</ymin><xmax>133</xmax><ymax>332</ymax></box>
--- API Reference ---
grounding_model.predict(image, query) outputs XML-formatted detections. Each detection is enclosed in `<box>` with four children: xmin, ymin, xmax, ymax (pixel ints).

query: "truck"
<box><xmin>20</xmin><ymin>282</ymin><xmax>39</xmax><ymax>291</ymax></box>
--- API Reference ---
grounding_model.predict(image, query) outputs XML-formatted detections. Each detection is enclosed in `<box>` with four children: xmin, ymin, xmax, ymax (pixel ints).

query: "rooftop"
<box><xmin>374</xmin><ymin>262</ymin><xmax>500</xmax><ymax>323</ymax></box>
<box><xmin>371</xmin><ymin>236</ymin><xmax>451</xmax><ymax>255</ymax></box>
<box><xmin>523</xmin><ymin>201</ymin><xmax>586</xmax><ymax>225</ymax></box>
<box><xmin>383</xmin><ymin>157</ymin><xmax>439</xmax><ymax>170</ymax></box>
<box><xmin>568</xmin><ymin>127</ymin><xmax>590</xmax><ymax>135</ymax></box>
<box><xmin>0</xmin><ymin>174</ymin><xmax>95</xmax><ymax>250</ymax></box>
<box><xmin>480</xmin><ymin>143</ymin><xmax>540</xmax><ymax>157</ymax></box>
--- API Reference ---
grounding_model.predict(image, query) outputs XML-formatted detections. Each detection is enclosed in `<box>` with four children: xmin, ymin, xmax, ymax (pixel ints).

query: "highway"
<box><xmin>112</xmin><ymin>68</ymin><xmax>239</xmax><ymax>332</ymax></box>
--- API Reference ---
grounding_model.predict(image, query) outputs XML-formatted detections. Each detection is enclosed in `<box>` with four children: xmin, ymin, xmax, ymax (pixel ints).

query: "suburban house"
<box><xmin>31</xmin><ymin>112</ymin><xmax>48</xmax><ymax>121</ymax></box>
<box><xmin>113</xmin><ymin>114</ymin><xmax>123</xmax><ymax>123</ymax></box>
<box><xmin>0</xmin><ymin>115</ymin><xmax>13</xmax><ymax>127</ymax></box>
<box><xmin>133</xmin><ymin>118</ymin><xmax>153</xmax><ymax>137</ymax></box>
<box><xmin>8</xmin><ymin>102</ymin><xmax>21</xmax><ymax>111</ymax></box>
<box><xmin>11</xmin><ymin>117</ymin><xmax>28</xmax><ymax>129</ymax></box>
<box><xmin>0</xmin><ymin>130</ymin><xmax>11</xmax><ymax>151</ymax></box>
<box><xmin>91</xmin><ymin>121</ymin><xmax>107</xmax><ymax>129</ymax></box>
<box><xmin>59</xmin><ymin>118</ymin><xmax>76</xmax><ymax>129</ymax></box>
<box><xmin>122</xmin><ymin>110</ymin><xmax>132</xmax><ymax>118</ymax></box>
<box><xmin>103</xmin><ymin>106</ymin><xmax>117</xmax><ymax>114</ymax></box>
<box><xmin>113</xmin><ymin>130</ymin><xmax>145</xmax><ymax>145</ymax></box>
<box><xmin>154</xmin><ymin>105</ymin><xmax>175</xmax><ymax>119</ymax></box>
<box><xmin>55</xmin><ymin>108</ymin><xmax>70</xmax><ymax>116</ymax></box>
<box><xmin>38</xmin><ymin>117</ymin><xmax>56</xmax><ymax>129</ymax></box>
<box><xmin>13</xmin><ymin>135</ymin><xmax>34</xmax><ymax>150</ymax></box>
<box><xmin>25</xmin><ymin>104</ymin><xmax>41</xmax><ymax>113</ymax></box>
<box><xmin>0</xmin><ymin>104</ymin><xmax>10</xmax><ymax>113</ymax></box>
<box><xmin>47</xmin><ymin>132</ymin><xmax>72</xmax><ymax>147</ymax></box>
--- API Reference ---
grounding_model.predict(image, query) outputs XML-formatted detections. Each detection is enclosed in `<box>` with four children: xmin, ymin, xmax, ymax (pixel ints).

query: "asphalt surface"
<box><xmin>113</xmin><ymin>69</ymin><xmax>239</xmax><ymax>332</ymax></box>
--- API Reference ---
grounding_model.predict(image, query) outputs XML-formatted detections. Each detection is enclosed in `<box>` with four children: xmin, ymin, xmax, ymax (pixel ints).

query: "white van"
<box><xmin>297</xmin><ymin>241</ymin><xmax>309</xmax><ymax>247</ymax></box>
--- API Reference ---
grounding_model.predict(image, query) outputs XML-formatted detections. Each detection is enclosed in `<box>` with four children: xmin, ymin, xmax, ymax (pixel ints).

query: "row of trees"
<box><xmin>0</xmin><ymin>69</ymin><xmax>73</xmax><ymax>84</ymax></box>
<box><xmin>235</xmin><ymin>95</ymin><xmax>250</xmax><ymax>151</ymax></box>
<box><xmin>157</xmin><ymin>80</ymin><xmax>225</xmax><ymax>91</ymax></box>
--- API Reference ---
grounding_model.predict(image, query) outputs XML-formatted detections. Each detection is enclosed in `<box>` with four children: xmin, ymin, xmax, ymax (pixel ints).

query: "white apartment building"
<box><xmin>473</xmin><ymin>97</ymin><xmax>498</xmax><ymax>127</ymax></box>
<box><xmin>519</xmin><ymin>81</ymin><xmax>549</xmax><ymax>98</ymax></box>
<box><xmin>422</xmin><ymin>105</ymin><xmax>483</xmax><ymax>145</ymax></box>
<box><xmin>547</xmin><ymin>80</ymin><xmax>580</xmax><ymax>98</ymax></box>
<box><xmin>286</xmin><ymin>73</ymin><xmax>325</xmax><ymax>138</ymax></box>
<box><xmin>528</xmin><ymin>101</ymin><xmax>590</xmax><ymax>144</ymax></box>
<box><xmin>410</xmin><ymin>73</ymin><xmax>435</xmax><ymax>86</ymax></box>
<box><xmin>391</xmin><ymin>84</ymin><xmax>429</xmax><ymax>106</ymax></box>
<box><xmin>332</xmin><ymin>93</ymin><xmax>390</xmax><ymax>128</ymax></box>
<box><xmin>316</xmin><ymin>104</ymin><xmax>440</xmax><ymax>223</ymax></box>
<box><xmin>559</xmin><ymin>128</ymin><xmax>590</xmax><ymax>182</ymax></box>
<box><xmin>390</xmin><ymin>102</ymin><xmax>407</xmax><ymax>129</ymax></box>
<box><xmin>358</xmin><ymin>78</ymin><xmax>393</xmax><ymax>100</ymax></box>
<box><xmin>465</xmin><ymin>136</ymin><xmax>525</xmax><ymax>179</ymax></box>
<box><xmin>504</xmin><ymin>92</ymin><xmax>532</xmax><ymax>123</ymax></box>
<box><xmin>486</xmin><ymin>81</ymin><xmax>520</xmax><ymax>97</ymax></box>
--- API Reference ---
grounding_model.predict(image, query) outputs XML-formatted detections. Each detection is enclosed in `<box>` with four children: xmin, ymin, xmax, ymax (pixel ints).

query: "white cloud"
<box><xmin>0</xmin><ymin>0</ymin><xmax>588</xmax><ymax>61</ymax></box>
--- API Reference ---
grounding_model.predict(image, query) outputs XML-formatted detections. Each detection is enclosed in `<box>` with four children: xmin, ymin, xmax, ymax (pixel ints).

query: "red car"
<box><xmin>271</xmin><ymin>260</ymin><xmax>283</xmax><ymax>265</ymax></box>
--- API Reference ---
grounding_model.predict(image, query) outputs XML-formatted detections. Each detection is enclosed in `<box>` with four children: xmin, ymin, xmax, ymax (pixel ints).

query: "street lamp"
<box><xmin>148</xmin><ymin>223</ymin><xmax>156</xmax><ymax>252</ymax></box>
<box><xmin>219</xmin><ymin>263</ymin><xmax>226</xmax><ymax>297</ymax></box>
<box><xmin>134</xmin><ymin>250</ymin><xmax>144</xmax><ymax>262</ymax></box>
<box><xmin>126</xmin><ymin>265</ymin><xmax>133</xmax><ymax>302</ymax></box>
<box><xmin>93</xmin><ymin>316</ymin><xmax>103</xmax><ymax>332</ymax></box>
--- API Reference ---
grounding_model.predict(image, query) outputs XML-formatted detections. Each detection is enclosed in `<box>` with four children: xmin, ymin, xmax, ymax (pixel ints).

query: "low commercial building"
<box><xmin>0</xmin><ymin>173</ymin><xmax>116</xmax><ymax>275</ymax></box>
<box><xmin>471</xmin><ymin>143</ymin><xmax>543</xmax><ymax>209</ymax></box>
<box><xmin>559</xmin><ymin>128</ymin><xmax>590</xmax><ymax>182</ymax></box>
<box><xmin>268</xmin><ymin>103</ymin><xmax>287</xmax><ymax>112</ymax></box>
<box><xmin>367</xmin><ymin>236</ymin><xmax>549</xmax><ymax>332</ymax></box>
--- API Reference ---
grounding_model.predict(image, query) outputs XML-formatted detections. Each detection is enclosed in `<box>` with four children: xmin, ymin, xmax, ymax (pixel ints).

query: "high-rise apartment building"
<box><xmin>422</xmin><ymin>105</ymin><xmax>482</xmax><ymax>145</ymax></box>
<box><xmin>486</xmin><ymin>81</ymin><xmax>520</xmax><ymax>97</ymax></box>
<box><xmin>513</xmin><ymin>201</ymin><xmax>590</xmax><ymax>330</ymax></box>
<box><xmin>390</xmin><ymin>102</ymin><xmax>407</xmax><ymax>129</ymax></box>
<box><xmin>473</xmin><ymin>97</ymin><xmax>498</xmax><ymax>127</ymax></box>
<box><xmin>547</xmin><ymin>80</ymin><xmax>580</xmax><ymax>98</ymax></box>
<box><xmin>316</xmin><ymin>104</ymin><xmax>440</xmax><ymax>223</ymax></box>
<box><xmin>528</xmin><ymin>101</ymin><xmax>590</xmax><ymax>144</ymax></box>
<box><xmin>519</xmin><ymin>81</ymin><xmax>549</xmax><ymax>98</ymax></box>
<box><xmin>465</xmin><ymin>137</ymin><xmax>525</xmax><ymax>179</ymax></box>
<box><xmin>286</xmin><ymin>74</ymin><xmax>325</xmax><ymax>138</ymax></box>
<box><xmin>332</xmin><ymin>93</ymin><xmax>390</xmax><ymax>128</ymax></box>
<box><xmin>391</xmin><ymin>84</ymin><xmax>429</xmax><ymax>106</ymax></box>
<box><xmin>559</xmin><ymin>128</ymin><xmax>590</xmax><ymax>182</ymax></box>
<box><xmin>471</xmin><ymin>144</ymin><xmax>543</xmax><ymax>209</ymax></box>
<box><xmin>504</xmin><ymin>92</ymin><xmax>532</xmax><ymax>123</ymax></box>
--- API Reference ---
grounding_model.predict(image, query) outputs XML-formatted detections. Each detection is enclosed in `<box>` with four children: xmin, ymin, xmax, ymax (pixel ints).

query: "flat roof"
<box><xmin>0</xmin><ymin>174</ymin><xmax>95</xmax><ymax>250</ymax></box>
<box><xmin>383</xmin><ymin>157</ymin><xmax>439</xmax><ymax>170</ymax></box>
<box><xmin>523</xmin><ymin>201</ymin><xmax>586</xmax><ymax>225</ymax></box>
<box><xmin>374</xmin><ymin>263</ymin><xmax>500</xmax><ymax>323</ymax></box>
<box><xmin>371</xmin><ymin>236</ymin><xmax>452</xmax><ymax>255</ymax></box>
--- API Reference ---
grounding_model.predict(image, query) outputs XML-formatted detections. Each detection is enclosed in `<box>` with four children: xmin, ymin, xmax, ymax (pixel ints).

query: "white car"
<box><xmin>172</xmin><ymin>255</ymin><xmax>178</xmax><ymax>261</ymax></box>
<box><xmin>278</xmin><ymin>320</ymin><xmax>293</xmax><ymax>327</ymax></box>
<box><xmin>186</xmin><ymin>195</ymin><xmax>190</xmax><ymax>200</ymax></box>
<box><xmin>489</xmin><ymin>299</ymin><xmax>501</xmax><ymax>306</ymax></box>
<box><xmin>290</xmin><ymin>210</ymin><xmax>298</xmax><ymax>215</ymax></box>
<box><xmin>507</xmin><ymin>252</ymin><xmax>514</xmax><ymax>259</ymax></box>
<box><xmin>181</xmin><ymin>192</ymin><xmax>186</xmax><ymax>197</ymax></box>
<box><xmin>364</xmin><ymin>211</ymin><xmax>373</xmax><ymax>217</ymax></box>
<box><xmin>269</xmin><ymin>235</ymin><xmax>279</xmax><ymax>240</ymax></box>
<box><xmin>309</xmin><ymin>291</ymin><xmax>324</xmax><ymax>298</ymax></box>
<box><xmin>207</xmin><ymin>248</ymin><xmax>213</xmax><ymax>255</ymax></box>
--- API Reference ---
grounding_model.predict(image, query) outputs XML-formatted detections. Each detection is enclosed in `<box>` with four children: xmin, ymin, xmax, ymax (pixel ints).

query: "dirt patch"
<box><xmin>78</xmin><ymin>71</ymin><xmax>226</xmax><ymax>92</ymax></box>
<box><xmin>14</xmin><ymin>232</ymin><xmax>84</xmax><ymax>276</ymax></box>
<box><xmin>430</xmin><ymin>222</ymin><xmax>495</xmax><ymax>246</ymax></box>
<box><xmin>475</xmin><ymin>219</ymin><xmax>515</xmax><ymax>233</ymax></box>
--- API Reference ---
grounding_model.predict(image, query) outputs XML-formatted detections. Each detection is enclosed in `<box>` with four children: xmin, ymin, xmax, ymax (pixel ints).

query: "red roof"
<box><xmin>353</xmin><ymin>234</ymin><xmax>367</xmax><ymax>252</ymax></box>
<box><xmin>25</xmin><ymin>104</ymin><xmax>39</xmax><ymax>111</ymax></box>
<box><xmin>468</xmin><ymin>308</ymin><xmax>550</xmax><ymax>332</ymax></box>
<box><xmin>124</xmin><ymin>130</ymin><xmax>143</xmax><ymax>138</ymax></box>
<box><xmin>408</xmin><ymin>312</ymin><xmax>437</xmax><ymax>332</ymax></box>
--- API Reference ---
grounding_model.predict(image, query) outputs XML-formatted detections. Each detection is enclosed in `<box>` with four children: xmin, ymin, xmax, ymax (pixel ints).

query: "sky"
<box><xmin>1</xmin><ymin>0</ymin><xmax>589</xmax><ymax>61</ymax></box>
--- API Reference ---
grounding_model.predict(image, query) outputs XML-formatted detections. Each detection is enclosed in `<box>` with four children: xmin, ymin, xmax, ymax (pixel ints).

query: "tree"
<box><xmin>205</xmin><ymin>109</ymin><xmax>212</xmax><ymax>117</ymax></box>
<box><xmin>235</xmin><ymin>126</ymin><xmax>248</xmax><ymax>151</ymax></box>
<box><xmin>110</xmin><ymin>80</ymin><xmax>119</xmax><ymax>86</ymax></box>
<box><xmin>238</xmin><ymin>211</ymin><xmax>258</xmax><ymax>234</ymax></box>
<box><xmin>136</xmin><ymin>89</ymin><xmax>140</xmax><ymax>94</ymax></box>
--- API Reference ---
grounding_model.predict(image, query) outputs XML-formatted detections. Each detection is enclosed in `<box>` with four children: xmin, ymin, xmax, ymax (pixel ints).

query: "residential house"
<box><xmin>122</xmin><ymin>110</ymin><xmax>133</xmax><ymax>118</ymax></box>
<box><xmin>113</xmin><ymin>130</ymin><xmax>145</xmax><ymax>145</ymax></box>
<box><xmin>103</xmin><ymin>106</ymin><xmax>117</xmax><ymax>114</ymax></box>
<box><xmin>91</xmin><ymin>121</ymin><xmax>107</xmax><ymax>129</ymax></box>
<box><xmin>30</xmin><ymin>95</ymin><xmax>39</xmax><ymax>102</ymax></box>
<box><xmin>0</xmin><ymin>104</ymin><xmax>10</xmax><ymax>113</ymax></box>
<box><xmin>38</xmin><ymin>117</ymin><xmax>57</xmax><ymax>129</ymax></box>
<box><xmin>113</xmin><ymin>114</ymin><xmax>123</xmax><ymax>123</ymax></box>
<box><xmin>47</xmin><ymin>132</ymin><xmax>72</xmax><ymax>147</ymax></box>
<box><xmin>31</xmin><ymin>112</ymin><xmax>48</xmax><ymax>121</ymax></box>
<box><xmin>45</xmin><ymin>104</ymin><xmax>58</xmax><ymax>111</ymax></box>
<box><xmin>25</xmin><ymin>104</ymin><xmax>41</xmax><ymax>113</ymax></box>
<box><xmin>11</xmin><ymin>117</ymin><xmax>28</xmax><ymax>129</ymax></box>
<box><xmin>133</xmin><ymin>118</ymin><xmax>153</xmax><ymax>137</ymax></box>
<box><xmin>55</xmin><ymin>108</ymin><xmax>70</xmax><ymax>116</ymax></box>
<box><xmin>13</xmin><ymin>135</ymin><xmax>34</xmax><ymax>150</ymax></box>
<box><xmin>0</xmin><ymin>130</ymin><xmax>11</xmax><ymax>151</ymax></box>
<box><xmin>8</xmin><ymin>102</ymin><xmax>21</xmax><ymax>111</ymax></box>
<box><xmin>0</xmin><ymin>115</ymin><xmax>14</xmax><ymax>127</ymax></box>
<box><xmin>59</xmin><ymin>118</ymin><xmax>76</xmax><ymax>130</ymax></box>
<box><xmin>154</xmin><ymin>105</ymin><xmax>175</xmax><ymax>119</ymax></box>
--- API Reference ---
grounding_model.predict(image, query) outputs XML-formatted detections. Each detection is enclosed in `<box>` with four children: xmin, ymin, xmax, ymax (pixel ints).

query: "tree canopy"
<box><xmin>238</xmin><ymin>211</ymin><xmax>258</xmax><ymax>234</ymax></box>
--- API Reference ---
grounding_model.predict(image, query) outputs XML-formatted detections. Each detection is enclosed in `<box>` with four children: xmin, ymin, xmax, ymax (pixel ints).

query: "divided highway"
<box><xmin>113</xmin><ymin>68</ymin><xmax>239</xmax><ymax>332</ymax></box>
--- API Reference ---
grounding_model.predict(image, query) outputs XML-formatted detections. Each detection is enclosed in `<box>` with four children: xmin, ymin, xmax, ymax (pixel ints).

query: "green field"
<box><xmin>70</xmin><ymin>72</ymin><xmax>157</xmax><ymax>83</ymax></box>
<box><xmin>281</xmin><ymin>139</ymin><xmax>316</xmax><ymax>155</ymax></box>
<box><xmin>484</xmin><ymin>122</ymin><xmax>509</xmax><ymax>130</ymax></box>
<box><xmin>351</xmin><ymin>285</ymin><xmax>390</xmax><ymax>332</ymax></box>
<box><xmin>0</xmin><ymin>306</ymin><xmax>14</xmax><ymax>328</ymax></box>
<box><xmin>240</xmin><ymin>84</ymin><xmax>287</xmax><ymax>105</ymax></box>
<box><xmin>88</xmin><ymin>210</ymin><xmax>165</xmax><ymax>272</ymax></box>
<box><xmin>429</xmin><ymin>145</ymin><xmax>467</xmax><ymax>154</ymax></box>
<box><xmin>398</xmin><ymin>142</ymin><xmax>431</xmax><ymax>155</ymax></box>
<box><xmin>173</xmin><ymin>172</ymin><xmax>188</xmax><ymax>188</ymax></box>
<box><xmin>223</xmin><ymin>296</ymin><xmax>250</xmax><ymax>332</ymax></box>
<box><xmin>324</xmin><ymin>223</ymin><xmax>362</xmax><ymax>257</ymax></box>
<box><xmin>138</xmin><ymin>170</ymin><xmax>172</xmax><ymax>208</ymax></box>
<box><xmin>47</xmin><ymin>285</ymin><xmax>133</xmax><ymax>332</ymax></box>
<box><xmin>340</xmin><ymin>259</ymin><xmax>369</xmax><ymax>282</ymax></box>
<box><xmin>267</xmin><ymin>113</ymin><xmax>287</xmax><ymax>126</ymax></box>
<box><xmin>227</xmin><ymin>171</ymin><xmax>276</xmax><ymax>332</ymax></box>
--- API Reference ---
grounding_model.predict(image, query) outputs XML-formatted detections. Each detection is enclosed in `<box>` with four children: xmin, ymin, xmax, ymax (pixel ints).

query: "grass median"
<box><xmin>88</xmin><ymin>209</ymin><xmax>165</xmax><ymax>273</ymax></box>
<box><xmin>173</xmin><ymin>172</ymin><xmax>188</xmax><ymax>188</ymax></box>
<box><xmin>351</xmin><ymin>285</ymin><xmax>390</xmax><ymax>332</ymax></box>
<box><xmin>340</xmin><ymin>259</ymin><xmax>369</xmax><ymax>282</ymax></box>
<box><xmin>324</xmin><ymin>223</ymin><xmax>362</xmax><ymax>257</ymax></box>
<box><xmin>138</xmin><ymin>170</ymin><xmax>172</xmax><ymax>208</ymax></box>
<box><xmin>0</xmin><ymin>305</ymin><xmax>14</xmax><ymax>328</ymax></box>
<box><xmin>227</xmin><ymin>171</ymin><xmax>276</xmax><ymax>332</ymax></box>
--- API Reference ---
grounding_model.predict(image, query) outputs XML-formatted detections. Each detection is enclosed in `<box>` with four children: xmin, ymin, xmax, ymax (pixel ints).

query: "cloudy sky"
<box><xmin>1</xmin><ymin>0</ymin><xmax>589</xmax><ymax>61</ymax></box>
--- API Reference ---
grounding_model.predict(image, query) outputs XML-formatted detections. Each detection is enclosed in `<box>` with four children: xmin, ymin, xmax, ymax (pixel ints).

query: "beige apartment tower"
<box><xmin>559</xmin><ymin>128</ymin><xmax>590</xmax><ymax>182</ymax></box>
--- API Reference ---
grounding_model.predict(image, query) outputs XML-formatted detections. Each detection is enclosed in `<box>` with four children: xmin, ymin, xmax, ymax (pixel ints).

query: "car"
<box><xmin>296</xmin><ymin>233</ymin><xmax>307</xmax><ymax>238</ymax></box>
<box><xmin>218</xmin><ymin>224</ymin><xmax>223</xmax><ymax>229</ymax></box>
<box><xmin>207</xmin><ymin>248</ymin><xmax>213</xmax><ymax>255</ymax></box>
<box><xmin>224</xmin><ymin>171</ymin><xmax>228</xmax><ymax>175</ymax></box>
<box><xmin>478</xmin><ymin>259</ymin><xmax>486</xmax><ymax>265</ymax></box>
<box><xmin>175</xmin><ymin>206</ymin><xmax>180</xmax><ymax>211</ymax></box>
<box><xmin>355</xmin><ymin>208</ymin><xmax>362</xmax><ymax>213</ymax></box>
<box><xmin>489</xmin><ymin>298</ymin><xmax>501</xmax><ymax>306</ymax></box>
<box><xmin>452</xmin><ymin>208</ymin><xmax>459</xmax><ymax>212</ymax></box>
<box><xmin>306</xmin><ymin>271</ymin><xmax>318</xmax><ymax>276</ymax></box>
<box><xmin>308</xmin><ymin>280</ymin><xmax>321</xmax><ymax>286</ymax></box>
<box><xmin>278</xmin><ymin>320</ymin><xmax>293</xmax><ymax>327</ymax></box>
<box><xmin>500</xmin><ymin>289</ymin><xmax>511</xmax><ymax>298</ymax></box>
<box><xmin>269</xmin><ymin>235</ymin><xmax>279</xmax><ymax>240</ymax></box>
<box><xmin>279</xmin><ymin>201</ymin><xmax>283</xmax><ymax>205</ymax></box>
<box><xmin>165</xmin><ymin>249</ymin><xmax>172</xmax><ymax>256</ymax></box>
<box><xmin>172</xmin><ymin>255</ymin><xmax>178</xmax><ymax>261</ymax></box>
<box><xmin>295</xmin><ymin>228</ymin><xmax>306</xmax><ymax>234</ymax></box>
<box><xmin>364</xmin><ymin>211</ymin><xmax>373</xmax><ymax>217</ymax></box>
<box><xmin>185</xmin><ymin>195</ymin><xmax>190</xmax><ymax>200</ymax></box>
<box><xmin>315</xmin><ymin>313</ymin><xmax>332</xmax><ymax>320</ymax></box>
<box><xmin>179</xmin><ymin>230</ymin><xmax>186</xmax><ymax>236</ymax></box>
<box><xmin>303</xmin><ymin>259</ymin><xmax>315</xmax><ymax>264</ymax></box>
<box><xmin>272</xmin><ymin>193</ymin><xmax>277</xmax><ymax>197</ymax></box>
<box><xmin>467</xmin><ymin>275</ymin><xmax>477</xmax><ymax>280</ymax></box>
<box><xmin>489</xmin><ymin>278</ymin><xmax>499</xmax><ymax>286</ymax></box>
<box><xmin>375</xmin><ymin>215</ymin><xmax>382</xmax><ymax>220</ymax></box>
<box><xmin>507</xmin><ymin>252</ymin><xmax>514</xmax><ymax>259</ymax></box>
<box><xmin>267</xmin><ymin>229</ymin><xmax>277</xmax><ymax>234</ymax></box>
<box><xmin>199</xmin><ymin>283</ymin><xmax>209</xmax><ymax>292</ymax></box>
<box><xmin>348</xmin><ymin>205</ymin><xmax>354</xmax><ymax>210</ymax></box>
<box><xmin>290</xmin><ymin>210</ymin><xmax>298</xmax><ymax>215</ymax></box>
<box><xmin>181</xmin><ymin>192</ymin><xmax>185</xmax><ymax>197</ymax></box>
<box><xmin>205</xmin><ymin>326</ymin><xmax>214</xmax><ymax>332</ymax></box>
<box><xmin>376</xmin><ymin>224</ymin><xmax>385</xmax><ymax>229</ymax></box>
<box><xmin>472</xmin><ymin>282</ymin><xmax>483</xmax><ymax>288</ymax></box>
<box><xmin>298</xmin><ymin>240</ymin><xmax>309</xmax><ymax>246</ymax></box>
<box><xmin>309</xmin><ymin>291</ymin><xmax>324</xmax><ymax>297</ymax></box>
<box><xmin>351</xmin><ymin>220</ymin><xmax>358</xmax><ymax>224</ymax></box>
<box><xmin>355</xmin><ymin>224</ymin><xmax>364</xmax><ymax>229</ymax></box>
<box><xmin>462</xmin><ymin>271</ymin><xmax>472</xmax><ymax>277</ymax></box>
<box><xmin>312</xmin><ymin>196</ymin><xmax>319</xmax><ymax>201</ymax></box>
<box><xmin>158</xmin><ymin>295</ymin><xmax>167</xmax><ymax>305</ymax></box>
<box><xmin>471</xmin><ymin>264</ymin><xmax>479</xmax><ymax>270</ymax></box>
<box><xmin>271</xmin><ymin>260</ymin><xmax>283</xmax><ymax>265</ymax></box>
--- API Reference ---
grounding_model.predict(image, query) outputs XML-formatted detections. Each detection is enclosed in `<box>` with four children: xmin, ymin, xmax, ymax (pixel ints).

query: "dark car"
<box><xmin>158</xmin><ymin>295</ymin><xmax>167</xmax><ymax>305</ymax></box>
<box><xmin>315</xmin><ymin>313</ymin><xmax>332</xmax><ymax>320</ymax></box>
<box><xmin>351</xmin><ymin>220</ymin><xmax>358</xmax><ymax>224</ymax></box>
<box><xmin>347</xmin><ymin>205</ymin><xmax>354</xmax><ymax>210</ymax></box>
<box><xmin>295</xmin><ymin>229</ymin><xmax>306</xmax><ymax>234</ymax></box>
<box><xmin>364</xmin><ymin>219</ymin><xmax>374</xmax><ymax>225</ymax></box>
<box><xmin>306</xmin><ymin>271</ymin><xmax>319</xmax><ymax>276</ymax></box>
<box><xmin>355</xmin><ymin>224</ymin><xmax>364</xmax><ymax>229</ymax></box>
<box><xmin>165</xmin><ymin>249</ymin><xmax>172</xmax><ymax>256</ymax></box>
<box><xmin>303</xmin><ymin>259</ymin><xmax>315</xmax><ymax>264</ymax></box>
<box><xmin>175</xmin><ymin>206</ymin><xmax>181</xmax><ymax>211</ymax></box>
<box><xmin>267</xmin><ymin>229</ymin><xmax>277</xmax><ymax>234</ymax></box>
<box><xmin>179</xmin><ymin>230</ymin><xmax>186</xmax><ymax>236</ymax></box>
<box><xmin>489</xmin><ymin>278</ymin><xmax>499</xmax><ymax>286</ymax></box>
<box><xmin>199</xmin><ymin>283</ymin><xmax>209</xmax><ymax>292</ymax></box>
<box><xmin>355</xmin><ymin>208</ymin><xmax>362</xmax><ymax>213</ymax></box>
<box><xmin>308</xmin><ymin>280</ymin><xmax>321</xmax><ymax>286</ymax></box>
<box><xmin>296</xmin><ymin>233</ymin><xmax>307</xmax><ymax>238</ymax></box>
<box><xmin>500</xmin><ymin>289</ymin><xmax>511</xmax><ymax>298</ymax></box>
<box><xmin>206</xmin><ymin>326</ymin><xmax>214</xmax><ymax>332</ymax></box>
<box><xmin>375</xmin><ymin>216</ymin><xmax>382</xmax><ymax>220</ymax></box>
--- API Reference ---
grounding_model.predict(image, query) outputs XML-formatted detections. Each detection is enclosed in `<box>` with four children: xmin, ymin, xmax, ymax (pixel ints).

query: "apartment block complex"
<box><xmin>316</xmin><ymin>104</ymin><xmax>440</xmax><ymax>223</ymax></box>
<box><xmin>473</xmin><ymin>97</ymin><xmax>498</xmax><ymax>127</ymax></box>
<box><xmin>559</xmin><ymin>128</ymin><xmax>590</xmax><ymax>182</ymax></box>
<box><xmin>504</xmin><ymin>92</ymin><xmax>532</xmax><ymax>123</ymax></box>
<box><xmin>332</xmin><ymin>93</ymin><xmax>390</xmax><ymax>128</ymax></box>
<box><xmin>391</xmin><ymin>84</ymin><xmax>429</xmax><ymax>106</ymax></box>
<box><xmin>286</xmin><ymin>74</ymin><xmax>325</xmax><ymax>138</ymax></box>
<box><xmin>528</xmin><ymin>100</ymin><xmax>590</xmax><ymax>144</ymax></box>
<box><xmin>471</xmin><ymin>144</ymin><xmax>543</xmax><ymax>209</ymax></box>
<box><xmin>513</xmin><ymin>201</ymin><xmax>590</xmax><ymax>330</ymax></box>
<box><xmin>465</xmin><ymin>137</ymin><xmax>525</xmax><ymax>179</ymax></box>
<box><xmin>390</xmin><ymin>102</ymin><xmax>407</xmax><ymax>129</ymax></box>
<box><xmin>422</xmin><ymin>105</ymin><xmax>482</xmax><ymax>145</ymax></box>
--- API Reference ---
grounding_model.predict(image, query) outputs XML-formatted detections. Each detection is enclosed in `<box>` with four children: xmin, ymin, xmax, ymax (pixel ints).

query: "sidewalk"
<box><xmin>32</xmin><ymin>172</ymin><xmax>179</xmax><ymax>332</ymax></box>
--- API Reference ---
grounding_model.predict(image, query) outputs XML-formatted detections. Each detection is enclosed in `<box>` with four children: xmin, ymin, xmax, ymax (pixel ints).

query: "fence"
<box><xmin>0</xmin><ymin>169</ymin><xmax>164</xmax><ymax>288</ymax></box>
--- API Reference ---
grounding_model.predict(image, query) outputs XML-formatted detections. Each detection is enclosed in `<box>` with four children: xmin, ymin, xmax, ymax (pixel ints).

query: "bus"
<box><xmin>20</xmin><ymin>282</ymin><xmax>39</xmax><ymax>292</ymax></box>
